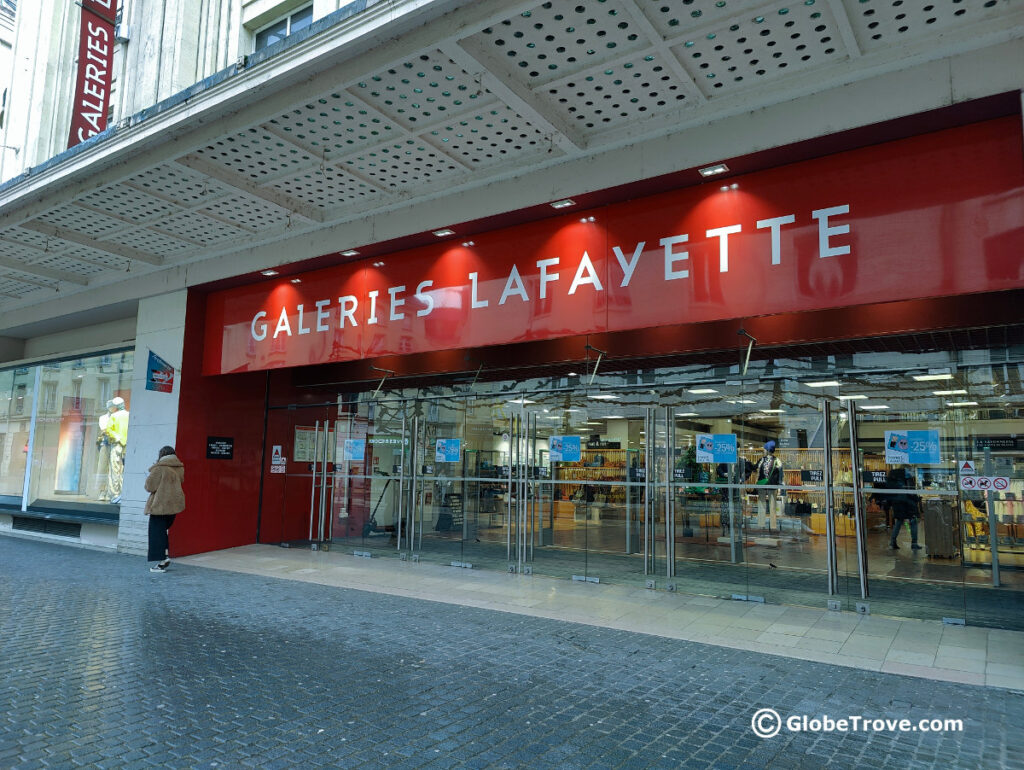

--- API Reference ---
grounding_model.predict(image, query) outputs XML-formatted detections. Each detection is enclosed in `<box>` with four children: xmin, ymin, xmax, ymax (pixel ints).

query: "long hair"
<box><xmin>158</xmin><ymin>445</ymin><xmax>176</xmax><ymax>459</ymax></box>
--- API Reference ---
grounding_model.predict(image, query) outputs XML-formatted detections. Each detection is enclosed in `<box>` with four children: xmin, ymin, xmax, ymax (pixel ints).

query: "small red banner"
<box><xmin>67</xmin><ymin>0</ymin><xmax>118</xmax><ymax>149</ymax></box>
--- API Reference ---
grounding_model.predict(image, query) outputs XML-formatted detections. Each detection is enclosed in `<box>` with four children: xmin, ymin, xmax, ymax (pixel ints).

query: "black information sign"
<box><xmin>206</xmin><ymin>436</ymin><xmax>234</xmax><ymax>460</ymax></box>
<box><xmin>862</xmin><ymin>470</ymin><xmax>888</xmax><ymax>486</ymax></box>
<box><xmin>801</xmin><ymin>469</ymin><xmax>824</xmax><ymax>483</ymax></box>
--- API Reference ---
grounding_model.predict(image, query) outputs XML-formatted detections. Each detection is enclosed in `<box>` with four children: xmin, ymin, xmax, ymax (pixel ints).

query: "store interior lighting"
<box><xmin>550</xmin><ymin>199</ymin><xmax>575</xmax><ymax>209</ymax></box>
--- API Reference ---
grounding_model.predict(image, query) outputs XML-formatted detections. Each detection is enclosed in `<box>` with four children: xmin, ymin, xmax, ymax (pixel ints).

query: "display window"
<box><xmin>0</xmin><ymin>367</ymin><xmax>34</xmax><ymax>500</ymax></box>
<box><xmin>0</xmin><ymin>350</ymin><xmax>135</xmax><ymax>512</ymax></box>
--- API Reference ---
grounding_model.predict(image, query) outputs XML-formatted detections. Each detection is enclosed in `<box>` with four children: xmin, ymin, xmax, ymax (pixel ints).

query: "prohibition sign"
<box><xmin>993</xmin><ymin>477</ymin><xmax>1009</xmax><ymax>491</ymax></box>
<box><xmin>977</xmin><ymin>477</ymin><xmax>992</xmax><ymax>491</ymax></box>
<box><xmin>960</xmin><ymin>476</ymin><xmax>977</xmax><ymax>491</ymax></box>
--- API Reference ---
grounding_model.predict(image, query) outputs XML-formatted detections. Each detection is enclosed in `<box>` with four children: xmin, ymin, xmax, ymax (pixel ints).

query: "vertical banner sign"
<box><xmin>68</xmin><ymin>0</ymin><xmax>118</xmax><ymax>148</ymax></box>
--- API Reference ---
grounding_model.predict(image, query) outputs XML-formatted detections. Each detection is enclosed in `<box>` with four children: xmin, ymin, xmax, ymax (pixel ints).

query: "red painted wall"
<box><xmin>170</xmin><ymin>292</ymin><xmax>268</xmax><ymax>557</ymax></box>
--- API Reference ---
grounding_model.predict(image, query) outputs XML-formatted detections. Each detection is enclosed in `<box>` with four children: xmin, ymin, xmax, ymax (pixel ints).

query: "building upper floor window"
<box><xmin>254</xmin><ymin>4</ymin><xmax>314</xmax><ymax>51</ymax></box>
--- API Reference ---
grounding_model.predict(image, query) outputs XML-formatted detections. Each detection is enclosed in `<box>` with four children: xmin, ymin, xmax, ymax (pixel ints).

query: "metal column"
<box><xmin>822</xmin><ymin>400</ymin><xmax>839</xmax><ymax>595</ymax></box>
<box><xmin>665</xmin><ymin>407</ymin><xmax>675</xmax><ymax>578</ymax></box>
<box><xmin>847</xmin><ymin>402</ymin><xmax>869</xmax><ymax>599</ymax></box>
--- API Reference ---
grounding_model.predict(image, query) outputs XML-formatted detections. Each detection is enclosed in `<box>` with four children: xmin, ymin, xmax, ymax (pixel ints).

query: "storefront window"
<box><xmin>0</xmin><ymin>367</ymin><xmax>33</xmax><ymax>500</ymax></box>
<box><xmin>26</xmin><ymin>351</ymin><xmax>133</xmax><ymax>508</ymax></box>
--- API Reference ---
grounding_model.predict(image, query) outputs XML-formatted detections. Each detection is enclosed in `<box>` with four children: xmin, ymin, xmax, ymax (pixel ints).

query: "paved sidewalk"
<box><xmin>1</xmin><ymin>535</ymin><xmax>1022</xmax><ymax>769</ymax></box>
<box><xmin>185</xmin><ymin>544</ymin><xmax>1024</xmax><ymax>692</ymax></box>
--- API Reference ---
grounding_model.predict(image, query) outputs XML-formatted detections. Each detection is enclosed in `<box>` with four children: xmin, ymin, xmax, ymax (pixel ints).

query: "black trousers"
<box><xmin>147</xmin><ymin>514</ymin><xmax>176</xmax><ymax>562</ymax></box>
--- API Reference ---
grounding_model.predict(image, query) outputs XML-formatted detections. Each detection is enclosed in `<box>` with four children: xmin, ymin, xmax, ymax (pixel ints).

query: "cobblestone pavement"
<box><xmin>1</xmin><ymin>537</ymin><xmax>1022</xmax><ymax>769</ymax></box>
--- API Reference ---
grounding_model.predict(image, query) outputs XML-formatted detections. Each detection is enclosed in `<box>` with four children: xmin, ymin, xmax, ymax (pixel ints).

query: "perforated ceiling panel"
<box><xmin>77</xmin><ymin>183</ymin><xmax>184</xmax><ymax>224</ymax></box>
<box><xmin>338</xmin><ymin>138</ymin><xmax>468</xmax><ymax>191</ymax></box>
<box><xmin>842</xmin><ymin>0</ymin><xmax>1012</xmax><ymax>52</ymax></box>
<box><xmin>194</xmin><ymin>128</ymin><xmax>319</xmax><ymax>183</ymax></box>
<box><xmin>670</xmin><ymin>1</ymin><xmax>848</xmax><ymax>97</ymax></box>
<box><xmin>265</xmin><ymin>166</ymin><xmax>383</xmax><ymax>209</ymax></box>
<box><xmin>34</xmin><ymin>204</ymin><xmax>131</xmax><ymax>240</ymax></box>
<box><xmin>264</xmin><ymin>94</ymin><xmax>400</xmax><ymax>158</ymax></box>
<box><xmin>352</xmin><ymin>51</ymin><xmax>494</xmax><ymax>130</ymax></box>
<box><xmin>155</xmin><ymin>210</ymin><xmax>250</xmax><ymax>245</ymax></box>
<box><xmin>543</xmin><ymin>51</ymin><xmax>700</xmax><ymax>130</ymax></box>
<box><xmin>0</xmin><ymin>0</ymin><xmax>1020</xmax><ymax>308</ymax></box>
<box><xmin>423</xmin><ymin>102</ymin><xmax>557</xmax><ymax>169</ymax></box>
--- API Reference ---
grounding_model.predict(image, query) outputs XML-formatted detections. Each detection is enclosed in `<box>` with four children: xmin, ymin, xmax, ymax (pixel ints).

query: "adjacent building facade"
<box><xmin>0</xmin><ymin>0</ymin><xmax>1022</xmax><ymax>630</ymax></box>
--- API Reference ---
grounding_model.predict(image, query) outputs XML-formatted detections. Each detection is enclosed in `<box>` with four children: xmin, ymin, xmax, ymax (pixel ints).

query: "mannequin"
<box><xmin>753</xmin><ymin>440</ymin><xmax>782</xmax><ymax>530</ymax></box>
<box><xmin>104</xmin><ymin>397</ymin><xmax>129</xmax><ymax>504</ymax></box>
<box><xmin>94</xmin><ymin>410</ymin><xmax>111</xmax><ymax>501</ymax></box>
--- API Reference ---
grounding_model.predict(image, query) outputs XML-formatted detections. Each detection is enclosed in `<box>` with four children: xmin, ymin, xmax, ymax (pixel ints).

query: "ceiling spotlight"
<box><xmin>260</xmin><ymin>269</ymin><xmax>279</xmax><ymax>277</ymax></box>
<box><xmin>699</xmin><ymin>163</ymin><xmax>729</xmax><ymax>177</ymax></box>
<box><xmin>730</xmin><ymin>183</ymin><xmax>738</xmax><ymax>190</ymax></box>
<box><xmin>579</xmin><ymin>216</ymin><xmax>595</xmax><ymax>223</ymax></box>
<box><xmin>720</xmin><ymin>185</ymin><xmax>729</xmax><ymax>192</ymax></box>
<box><xmin>432</xmin><ymin>228</ymin><xmax>455</xmax><ymax>237</ymax></box>
<box><xmin>373</xmin><ymin>261</ymin><xmax>386</xmax><ymax>267</ymax></box>
<box><xmin>290</xmin><ymin>278</ymin><xmax>302</xmax><ymax>284</ymax></box>
<box><xmin>550</xmin><ymin>199</ymin><xmax>576</xmax><ymax>209</ymax></box>
<box><xmin>462</xmin><ymin>241</ymin><xmax>475</xmax><ymax>247</ymax></box>
<box><xmin>341</xmin><ymin>249</ymin><xmax>359</xmax><ymax>257</ymax></box>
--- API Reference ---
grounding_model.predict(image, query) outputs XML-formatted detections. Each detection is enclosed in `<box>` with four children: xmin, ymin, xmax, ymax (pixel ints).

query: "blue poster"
<box><xmin>549</xmin><ymin>435</ymin><xmax>582</xmax><ymax>462</ymax></box>
<box><xmin>344</xmin><ymin>439</ymin><xmax>365</xmax><ymax>462</ymax></box>
<box><xmin>696</xmin><ymin>433</ymin><xmax>738</xmax><ymax>463</ymax></box>
<box><xmin>145</xmin><ymin>350</ymin><xmax>174</xmax><ymax>393</ymax></box>
<box><xmin>885</xmin><ymin>430</ymin><xmax>940</xmax><ymax>464</ymax></box>
<box><xmin>435</xmin><ymin>438</ymin><xmax>461</xmax><ymax>463</ymax></box>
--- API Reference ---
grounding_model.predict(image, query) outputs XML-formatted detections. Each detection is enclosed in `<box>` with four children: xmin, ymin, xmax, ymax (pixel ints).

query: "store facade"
<box><xmin>163</xmin><ymin>115</ymin><xmax>1024</xmax><ymax>628</ymax></box>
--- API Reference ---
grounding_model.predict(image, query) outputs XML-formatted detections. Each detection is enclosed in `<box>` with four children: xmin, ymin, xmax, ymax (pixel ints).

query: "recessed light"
<box><xmin>461</xmin><ymin>241</ymin><xmax>475</xmax><ymax>247</ymax></box>
<box><xmin>727</xmin><ymin>399</ymin><xmax>756</xmax><ymax>404</ymax></box>
<box><xmin>579</xmin><ymin>216</ymin><xmax>595</xmax><ymax>223</ymax></box>
<box><xmin>947</xmin><ymin>401</ymin><xmax>979</xmax><ymax>407</ymax></box>
<box><xmin>340</xmin><ymin>249</ymin><xmax>359</xmax><ymax>257</ymax></box>
<box><xmin>260</xmin><ymin>269</ymin><xmax>279</xmax><ymax>277</ymax></box>
<box><xmin>373</xmin><ymin>261</ymin><xmax>386</xmax><ymax>267</ymax></box>
<box><xmin>720</xmin><ymin>185</ymin><xmax>729</xmax><ymax>192</ymax></box>
<box><xmin>860</xmin><ymin>405</ymin><xmax>890</xmax><ymax>410</ymax></box>
<box><xmin>567</xmin><ymin>372</ymin><xmax>579</xmax><ymax>377</ymax></box>
<box><xmin>837</xmin><ymin>394</ymin><xmax>868</xmax><ymax>400</ymax></box>
<box><xmin>933</xmin><ymin>389</ymin><xmax>967</xmax><ymax>396</ymax></box>
<box><xmin>761</xmin><ymin>408</ymin><xmax>784</xmax><ymax>414</ymax></box>
<box><xmin>432</xmin><ymin>228</ymin><xmax>455</xmax><ymax>237</ymax></box>
<box><xmin>290</xmin><ymin>278</ymin><xmax>302</xmax><ymax>284</ymax></box>
<box><xmin>688</xmin><ymin>388</ymin><xmax>718</xmax><ymax>394</ymax></box>
<box><xmin>912</xmin><ymin>373</ymin><xmax>953</xmax><ymax>381</ymax></box>
<box><xmin>699</xmin><ymin>163</ymin><xmax>729</xmax><ymax>177</ymax></box>
<box><xmin>550</xmin><ymin>199</ymin><xmax>575</xmax><ymax>209</ymax></box>
<box><xmin>602</xmin><ymin>415</ymin><xmax>625</xmax><ymax>419</ymax></box>
<box><xmin>590</xmin><ymin>394</ymin><xmax>620</xmax><ymax>400</ymax></box>
<box><xmin>675</xmin><ymin>412</ymin><xmax>698</xmax><ymax>417</ymax></box>
<box><xmin>507</xmin><ymin>398</ymin><xmax>536</xmax><ymax>405</ymax></box>
<box><xmin>806</xmin><ymin>380</ymin><xmax>840</xmax><ymax>388</ymax></box>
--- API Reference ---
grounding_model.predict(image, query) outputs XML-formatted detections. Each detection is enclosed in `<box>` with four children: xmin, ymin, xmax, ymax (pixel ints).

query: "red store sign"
<box><xmin>67</xmin><ymin>0</ymin><xmax>117</xmax><ymax>149</ymax></box>
<box><xmin>204</xmin><ymin>118</ymin><xmax>1024</xmax><ymax>376</ymax></box>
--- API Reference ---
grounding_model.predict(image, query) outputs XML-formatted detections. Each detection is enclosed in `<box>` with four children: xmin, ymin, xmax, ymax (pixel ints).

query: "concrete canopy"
<box><xmin>0</xmin><ymin>0</ymin><xmax>1021</xmax><ymax>340</ymax></box>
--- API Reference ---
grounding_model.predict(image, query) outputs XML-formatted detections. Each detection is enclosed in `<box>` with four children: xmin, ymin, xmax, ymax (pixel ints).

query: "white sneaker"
<box><xmin>149</xmin><ymin>559</ymin><xmax>170</xmax><ymax>573</ymax></box>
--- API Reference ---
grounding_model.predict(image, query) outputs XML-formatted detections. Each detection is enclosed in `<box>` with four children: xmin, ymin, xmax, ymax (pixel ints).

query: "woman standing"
<box><xmin>145</xmin><ymin>445</ymin><xmax>185</xmax><ymax>572</ymax></box>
